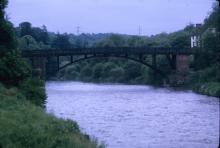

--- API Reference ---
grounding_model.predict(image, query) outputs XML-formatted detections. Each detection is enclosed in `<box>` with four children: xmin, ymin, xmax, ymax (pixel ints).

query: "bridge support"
<box><xmin>45</xmin><ymin>57</ymin><xmax>59</xmax><ymax>79</ymax></box>
<box><xmin>168</xmin><ymin>55</ymin><xmax>190</xmax><ymax>86</ymax></box>
<box><xmin>176</xmin><ymin>55</ymin><xmax>190</xmax><ymax>73</ymax></box>
<box><xmin>31</xmin><ymin>57</ymin><xmax>47</xmax><ymax>79</ymax></box>
<box><xmin>166</xmin><ymin>54</ymin><xmax>176</xmax><ymax>70</ymax></box>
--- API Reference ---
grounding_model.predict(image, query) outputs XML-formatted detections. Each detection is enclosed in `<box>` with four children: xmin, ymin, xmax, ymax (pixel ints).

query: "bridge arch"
<box><xmin>22</xmin><ymin>47</ymin><xmax>195</xmax><ymax>80</ymax></box>
<box><xmin>57</xmin><ymin>55</ymin><xmax>166</xmax><ymax>77</ymax></box>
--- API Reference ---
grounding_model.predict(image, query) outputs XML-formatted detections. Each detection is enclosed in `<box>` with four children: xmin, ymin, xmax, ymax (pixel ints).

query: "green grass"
<box><xmin>0</xmin><ymin>84</ymin><xmax>104</xmax><ymax>148</ymax></box>
<box><xmin>192</xmin><ymin>82</ymin><xmax>220</xmax><ymax>97</ymax></box>
<box><xmin>187</xmin><ymin>66</ymin><xmax>220</xmax><ymax>97</ymax></box>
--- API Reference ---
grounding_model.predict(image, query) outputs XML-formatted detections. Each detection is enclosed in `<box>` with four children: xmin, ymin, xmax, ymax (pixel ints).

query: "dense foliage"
<box><xmin>187</xmin><ymin>3</ymin><xmax>220</xmax><ymax>97</ymax></box>
<box><xmin>0</xmin><ymin>0</ymin><xmax>31</xmax><ymax>86</ymax></box>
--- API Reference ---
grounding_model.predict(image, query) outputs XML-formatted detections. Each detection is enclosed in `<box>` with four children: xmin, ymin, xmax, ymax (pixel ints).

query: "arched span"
<box><xmin>58</xmin><ymin>55</ymin><xmax>166</xmax><ymax>77</ymax></box>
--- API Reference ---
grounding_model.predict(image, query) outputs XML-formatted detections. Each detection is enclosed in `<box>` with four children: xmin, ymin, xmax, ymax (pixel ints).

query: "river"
<box><xmin>46</xmin><ymin>81</ymin><xmax>219</xmax><ymax>148</ymax></box>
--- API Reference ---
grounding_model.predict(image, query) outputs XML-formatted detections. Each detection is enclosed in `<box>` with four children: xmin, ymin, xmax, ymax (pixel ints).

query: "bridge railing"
<box><xmin>22</xmin><ymin>47</ymin><xmax>196</xmax><ymax>57</ymax></box>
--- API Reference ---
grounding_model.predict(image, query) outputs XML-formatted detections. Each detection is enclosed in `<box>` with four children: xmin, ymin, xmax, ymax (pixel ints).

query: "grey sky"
<box><xmin>6</xmin><ymin>0</ymin><xmax>214</xmax><ymax>35</ymax></box>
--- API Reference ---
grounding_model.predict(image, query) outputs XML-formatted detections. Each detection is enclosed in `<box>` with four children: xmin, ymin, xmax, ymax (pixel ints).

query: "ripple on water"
<box><xmin>46</xmin><ymin>81</ymin><xmax>220</xmax><ymax>148</ymax></box>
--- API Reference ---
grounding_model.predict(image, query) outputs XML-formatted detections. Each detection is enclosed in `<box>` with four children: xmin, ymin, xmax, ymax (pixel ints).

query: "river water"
<box><xmin>46</xmin><ymin>81</ymin><xmax>219</xmax><ymax>148</ymax></box>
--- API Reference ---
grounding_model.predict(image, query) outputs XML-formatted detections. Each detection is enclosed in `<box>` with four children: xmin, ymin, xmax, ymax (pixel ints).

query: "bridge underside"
<box><xmin>28</xmin><ymin>54</ymin><xmax>190</xmax><ymax>80</ymax></box>
<box><xmin>58</xmin><ymin>54</ymin><xmax>165</xmax><ymax>76</ymax></box>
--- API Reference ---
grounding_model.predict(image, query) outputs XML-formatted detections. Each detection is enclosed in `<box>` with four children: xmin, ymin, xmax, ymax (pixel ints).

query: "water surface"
<box><xmin>46</xmin><ymin>81</ymin><xmax>219</xmax><ymax>148</ymax></box>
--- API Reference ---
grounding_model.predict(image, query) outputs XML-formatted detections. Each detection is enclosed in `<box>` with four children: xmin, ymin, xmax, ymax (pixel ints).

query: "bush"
<box><xmin>92</xmin><ymin>64</ymin><xmax>104</xmax><ymax>81</ymax></box>
<box><xmin>0</xmin><ymin>49</ymin><xmax>31</xmax><ymax>85</ymax></box>
<box><xmin>109</xmin><ymin>67</ymin><xmax>124</xmax><ymax>82</ymax></box>
<box><xmin>80</xmin><ymin>65</ymin><xmax>93</xmax><ymax>78</ymax></box>
<box><xmin>64</xmin><ymin>71</ymin><xmax>79</xmax><ymax>80</ymax></box>
<box><xmin>193</xmin><ymin>82</ymin><xmax>220</xmax><ymax>97</ymax></box>
<box><xmin>123</xmin><ymin>61</ymin><xmax>142</xmax><ymax>82</ymax></box>
<box><xmin>102</xmin><ymin>62</ymin><xmax>117</xmax><ymax>78</ymax></box>
<box><xmin>18</xmin><ymin>35</ymin><xmax>41</xmax><ymax>50</ymax></box>
<box><xmin>19</xmin><ymin>78</ymin><xmax>46</xmax><ymax>107</ymax></box>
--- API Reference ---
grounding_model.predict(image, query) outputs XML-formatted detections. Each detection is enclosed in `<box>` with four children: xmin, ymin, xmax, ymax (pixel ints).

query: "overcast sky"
<box><xmin>6</xmin><ymin>0</ymin><xmax>214</xmax><ymax>35</ymax></box>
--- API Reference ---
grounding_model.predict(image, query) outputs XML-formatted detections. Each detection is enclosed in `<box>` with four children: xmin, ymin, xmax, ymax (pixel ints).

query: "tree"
<box><xmin>80</xmin><ymin>65</ymin><xmax>93</xmax><ymax>78</ymax></box>
<box><xmin>0</xmin><ymin>49</ymin><xmax>31</xmax><ymax>85</ymax></box>
<box><xmin>31</xmin><ymin>25</ymin><xmax>49</xmax><ymax>44</ymax></box>
<box><xmin>92</xmin><ymin>63</ymin><xmax>104</xmax><ymax>81</ymax></box>
<box><xmin>95</xmin><ymin>34</ymin><xmax>126</xmax><ymax>47</ymax></box>
<box><xmin>123</xmin><ymin>61</ymin><xmax>142</xmax><ymax>82</ymax></box>
<box><xmin>102</xmin><ymin>62</ymin><xmax>117</xmax><ymax>78</ymax></box>
<box><xmin>52</xmin><ymin>33</ymin><xmax>71</xmax><ymax>49</ymax></box>
<box><xmin>202</xmin><ymin>3</ymin><xmax>219</xmax><ymax>32</ymax></box>
<box><xmin>108</xmin><ymin>34</ymin><xmax>126</xmax><ymax>47</ymax></box>
<box><xmin>0</xmin><ymin>0</ymin><xmax>16</xmax><ymax>53</ymax></box>
<box><xmin>192</xmin><ymin>4</ymin><xmax>220</xmax><ymax>70</ymax></box>
<box><xmin>184</xmin><ymin>24</ymin><xmax>195</xmax><ymax>32</ymax></box>
<box><xmin>40</xmin><ymin>25</ymin><xmax>49</xmax><ymax>44</ymax></box>
<box><xmin>19</xmin><ymin>22</ymin><xmax>32</xmax><ymax>37</ymax></box>
<box><xmin>0</xmin><ymin>0</ymin><xmax>30</xmax><ymax>85</ymax></box>
<box><xmin>18</xmin><ymin>35</ymin><xmax>40</xmax><ymax>50</ymax></box>
<box><xmin>109</xmin><ymin>67</ymin><xmax>124</xmax><ymax>82</ymax></box>
<box><xmin>170</xmin><ymin>31</ymin><xmax>190</xmax><ymax>49</ymax></box>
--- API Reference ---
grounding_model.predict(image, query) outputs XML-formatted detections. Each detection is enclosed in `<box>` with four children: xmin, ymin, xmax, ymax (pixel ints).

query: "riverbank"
<box><xmin>0</xmin><ymin>83</ymin><xmax>103</xmax><ymax>148</ymax></box>
<box><xmin>188</xmin><ymin>82</ymin><xmax>220</xmax><ymax>97</ymax></box>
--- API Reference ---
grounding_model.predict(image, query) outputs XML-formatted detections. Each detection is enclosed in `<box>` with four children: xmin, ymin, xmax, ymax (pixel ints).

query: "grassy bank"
<box><xmin>186</xmin><ymin>67</ymin><xmax>220</xmax><ymax>97</ymax></box>
<box><xmin>190</xmin><ymin>82</ymin><xmax>220</xmax><ymax>97</ymax></box>
<box><xmin>0</xmin><ymin>83</ymin><xmax>103</xmax><ymax>148</ymax></box>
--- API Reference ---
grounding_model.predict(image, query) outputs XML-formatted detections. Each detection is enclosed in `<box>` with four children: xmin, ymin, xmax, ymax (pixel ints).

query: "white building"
<box><xmin>191</xmin><ymin>25</ymin><xmax>218</xmax><ymax>48</ymax></box>
<box><xmin>191</xmin><ymin>35</ymin><xmax>201</xmax><ymax>48</ymax></box>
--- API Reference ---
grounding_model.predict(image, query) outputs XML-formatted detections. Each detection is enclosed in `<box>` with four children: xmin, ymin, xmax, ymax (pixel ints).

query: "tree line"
<box><xmin>9</xmin><ymin>2</ymin><xmax>220</xmax><ymax>96</ymax></box>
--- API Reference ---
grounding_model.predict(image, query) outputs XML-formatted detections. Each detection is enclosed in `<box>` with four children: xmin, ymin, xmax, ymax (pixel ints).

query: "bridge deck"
<box><xmin>22</xmin><ymin>47</ymin><xmax>196</xmax><ymax>57</ymax></box>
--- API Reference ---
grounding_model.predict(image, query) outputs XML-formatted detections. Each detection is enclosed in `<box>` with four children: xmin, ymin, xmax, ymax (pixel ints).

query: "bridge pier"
<box><xmin>31</xmin><ymin>57</ymin><xmax>47</xmax><ymax>79</ymax></box>
<box><xmin>45</xmin><ymin>57</ymin><xmax>59</xmax><ymax>79</ymax></box>
<box><xmin>166</xmin><ymin>54</ymin><xmax>177</xmax><ymax>70</ymax></box>
<box><xmin>168</xmin><ymin>55</ymin><xmax>190</xmax><ymax>86</ymax></box>
<box><xmin>176</xmin><ymin>55</ymin><xmax>190</xmax><ymax>73</ymax></box>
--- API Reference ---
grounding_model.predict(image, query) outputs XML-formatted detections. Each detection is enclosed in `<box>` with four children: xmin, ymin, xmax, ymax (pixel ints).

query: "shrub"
<box><xmin>193</xmin><ymin>82</ymin><xmax>220</xmax><ymax>97</ymax></box>
<box><xmin>123</xmin><ymin>61</ymin><xmax>142</xmax><ymax>82</ymax></box>
<box><xmin>80</xmin><ymin>65</ymin><xmax>93</xmax><ymax>78</ymax></box>
<box><xmin>109</xmin><ymin>67</ymin><xmax>124</xmax><ymax>82</ymax></box>
<box><xmin>19</xmin><ymin>78</ymin><xmax>46</xmax><ymax>107</ymax></box>
<box><xmin>0</xmin><ymin>49</ymin><xmax>31</xmax><ymax>85</ymax></box>
<box><xmin>92</xmin><ymin>64</ymin><xmax>104</xmax><ymax>81</ymax></box>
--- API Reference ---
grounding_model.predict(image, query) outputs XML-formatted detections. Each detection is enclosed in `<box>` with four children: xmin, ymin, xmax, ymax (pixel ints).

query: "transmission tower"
<box><xmin>138</xmin><ymin>25</ymin><xmax>142</xmax><ymax>36</ymax></box>
<box><xmin>76</xmin><ymin>26</ymin><xmax>80</xmax><ymax>35</ymax></box>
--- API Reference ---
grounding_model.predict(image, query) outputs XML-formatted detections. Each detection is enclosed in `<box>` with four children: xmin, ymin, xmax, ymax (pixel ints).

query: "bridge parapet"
<box><xmin>22</xmin><ymin>47</ymin><xmax>196</xmax><ymax>57</ymax></box>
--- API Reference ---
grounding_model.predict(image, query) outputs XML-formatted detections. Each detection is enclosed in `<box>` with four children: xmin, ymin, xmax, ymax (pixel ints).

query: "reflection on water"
<box><xmin>46</xmin><ymin>81</ymin><xmax>219</xmax><ymax>148</ymax></box>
